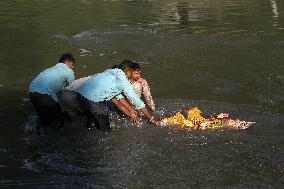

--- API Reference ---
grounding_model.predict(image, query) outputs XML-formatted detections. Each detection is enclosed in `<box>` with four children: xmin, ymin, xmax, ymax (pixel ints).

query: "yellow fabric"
<box><xmin>161</xmin><ymin>107</ymin><xmax>222</xmax><ymax>129</ymax></box>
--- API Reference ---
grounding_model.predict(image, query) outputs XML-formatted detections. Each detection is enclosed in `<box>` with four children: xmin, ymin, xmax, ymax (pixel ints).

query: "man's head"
<box><xmin>59</xmin><ymin>53</ymin><xmax>75</xmax><ymax>69</ymax></box>
<box><xmin>118</xmin><ymin>60</ymin><xmax>140</xmax><ymax>79</ymax></box>
<box><xmin>130</xmin><ymin>62</ymin><xmax>141</xmax><ymax>81</ymax></box>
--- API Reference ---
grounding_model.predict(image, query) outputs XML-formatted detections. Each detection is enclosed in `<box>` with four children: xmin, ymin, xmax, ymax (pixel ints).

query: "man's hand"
<box><xmin>149</xmin><ymin>117</ymin><xmax>160</xmax><ymax>126</ymax></box>
<box><xmin>129</xmin><ymin>109</ymin><xmax>139</xmax><ymax>124</ymax></box>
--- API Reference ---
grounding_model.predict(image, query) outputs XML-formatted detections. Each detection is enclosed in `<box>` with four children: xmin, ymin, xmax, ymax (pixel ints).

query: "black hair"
<box><xmin>58</xmin><ymin>53</ymin><xmax>75</xmax><ymax>63</ymax></box>
<box><xmin>132</xmin><ymin>62</ymin><xmax>141</xmax><ymax>71</ymax></box>
<box><xmin>118</xmin><ymin>60</ymin><xmax>140</xmax><ymax>71</ymax></box>
<box><xmin>111</xmin><ymin>65</ymin><xmax>119</xmax><ymax>69</ymax></box>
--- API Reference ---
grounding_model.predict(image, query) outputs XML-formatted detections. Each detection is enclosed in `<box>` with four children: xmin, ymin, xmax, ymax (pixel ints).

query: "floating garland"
<box><xmin>161</xmin><ymin>107</ymin><xmax>254</xmax><ymax>130</ymax></box>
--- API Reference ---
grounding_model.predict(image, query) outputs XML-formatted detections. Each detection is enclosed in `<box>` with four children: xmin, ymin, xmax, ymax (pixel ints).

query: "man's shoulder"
<box><xmin>54</xmin><ymin>63</ymin><xmax>72</xmax><ymax>71</ymax></box>
<box><xmin>107</xmin><ymin>68</ymin><xmax>127</xmax><ymax>79</ymax></box>
<box><xmin>52</xmin><ymin>63</ymin><xmax>65</xmax><ymax>68</ymax></box>
<box><xmin>107</xmin><ymin>68</ymin><xmax>124</xmax><ymax>74</ymax></box>
<box><xmin>59</xmin><ymin>64</ymin><xmax>75</xmax><ymax>77</ymax></box>
<box><xmin>43</xmin><ymin>63</ymin><xmax>66</xmax><ymax>72</ymax></box>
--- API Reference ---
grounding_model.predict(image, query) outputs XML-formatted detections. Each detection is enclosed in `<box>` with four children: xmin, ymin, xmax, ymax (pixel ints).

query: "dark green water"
<box><xmin>0</xmin><ymin>0</ymin><xmax>283</xmax><ymax>188</ymax></box>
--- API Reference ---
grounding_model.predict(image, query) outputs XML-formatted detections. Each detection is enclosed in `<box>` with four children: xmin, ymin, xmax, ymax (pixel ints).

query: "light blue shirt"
<box><xmin>78</xmin><ymin>68</ymin><xmax>145</xmax><ymax>109</ymax></box>
<box><xmin>29</xmin><ymin>63</ymin><xmax>75</xmax><ymax>102</ymax></box>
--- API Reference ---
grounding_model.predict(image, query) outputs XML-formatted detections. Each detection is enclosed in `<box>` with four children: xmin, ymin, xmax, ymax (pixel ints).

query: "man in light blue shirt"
<box><xmin>77</xmin><ymin>60</ymin><xmax>159</xmax><ymax>132</ymax></box>
<box><xmin>28</xmin><ymin>53</ymin><xmax>75</xmax><ymax>128</ymax></box>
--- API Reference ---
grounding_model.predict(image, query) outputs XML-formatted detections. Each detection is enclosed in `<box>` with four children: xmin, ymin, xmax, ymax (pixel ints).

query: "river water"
<box><xmin>0</xmin><ymin>0</ymin><xmax>283</xmax><ymax>188</ymax></box>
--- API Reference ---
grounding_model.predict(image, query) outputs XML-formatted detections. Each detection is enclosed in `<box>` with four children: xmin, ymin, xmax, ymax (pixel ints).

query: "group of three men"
<box><xmin>28</xmin><ymin>53</ymin><xmax>159</xmax><ymax>132</ymax></box>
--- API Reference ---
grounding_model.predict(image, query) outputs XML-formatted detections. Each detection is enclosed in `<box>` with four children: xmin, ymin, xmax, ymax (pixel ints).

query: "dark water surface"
<box><xmin>0</xmin><ymin>0</ymin><xmax>283</xmax><ymax>188</ymax></box>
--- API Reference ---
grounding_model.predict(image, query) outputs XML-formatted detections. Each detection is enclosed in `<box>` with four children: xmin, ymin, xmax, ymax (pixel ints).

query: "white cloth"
<box><xmin>65</xmin><ymin>76</ymin><xmax>91</xmax><ymax>92</ymax></box>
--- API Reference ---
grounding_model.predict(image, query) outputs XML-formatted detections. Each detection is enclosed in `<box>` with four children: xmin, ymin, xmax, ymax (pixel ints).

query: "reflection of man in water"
<box><xmin>77</xmin><ymin>60</ymin><xmax>159</xmax><ymax>132</ymax></box>
<box><xmin>28</xmin><ymin>53</ymin><xmax>75</xmax><ymax>128</ymax></box>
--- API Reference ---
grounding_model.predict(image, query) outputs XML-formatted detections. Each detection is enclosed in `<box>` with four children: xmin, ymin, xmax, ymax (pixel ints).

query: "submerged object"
<box><xmin>161</xmin><ymin>107</ymin><xmax>255</xmax><ymax>130</ymax></box>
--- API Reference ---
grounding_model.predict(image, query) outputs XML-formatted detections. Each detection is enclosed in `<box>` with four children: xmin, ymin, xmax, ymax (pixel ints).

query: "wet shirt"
<box><xmin>29</xmin><ymin>63</ymin><xmax>75</xmax><ymax>102</ymax></box>
<box><xmin>131</xmin><ymin>78</ymin><xmax>156</xmax><ymax>112</ymax></box>
<box><xmin>78</xmin><ymin>68</ymin><xmax>145</xmax><ymax>109</ymax></box>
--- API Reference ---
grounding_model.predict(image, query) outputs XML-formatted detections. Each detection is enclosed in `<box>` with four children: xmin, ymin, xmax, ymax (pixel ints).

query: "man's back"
<box><xmin>78</xmin><ymin>69</ymin><xmax>123</xmax><ymax>102</ymax></box>
<box><xmin>29</xmin><ymin>63</ymin><xmax>75</xmax><ymax>101</ymax></box>
<box><xmin>78</xmin><ymin>68</ymin><xmax>145</xmax><ymax>109</ymax></box>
